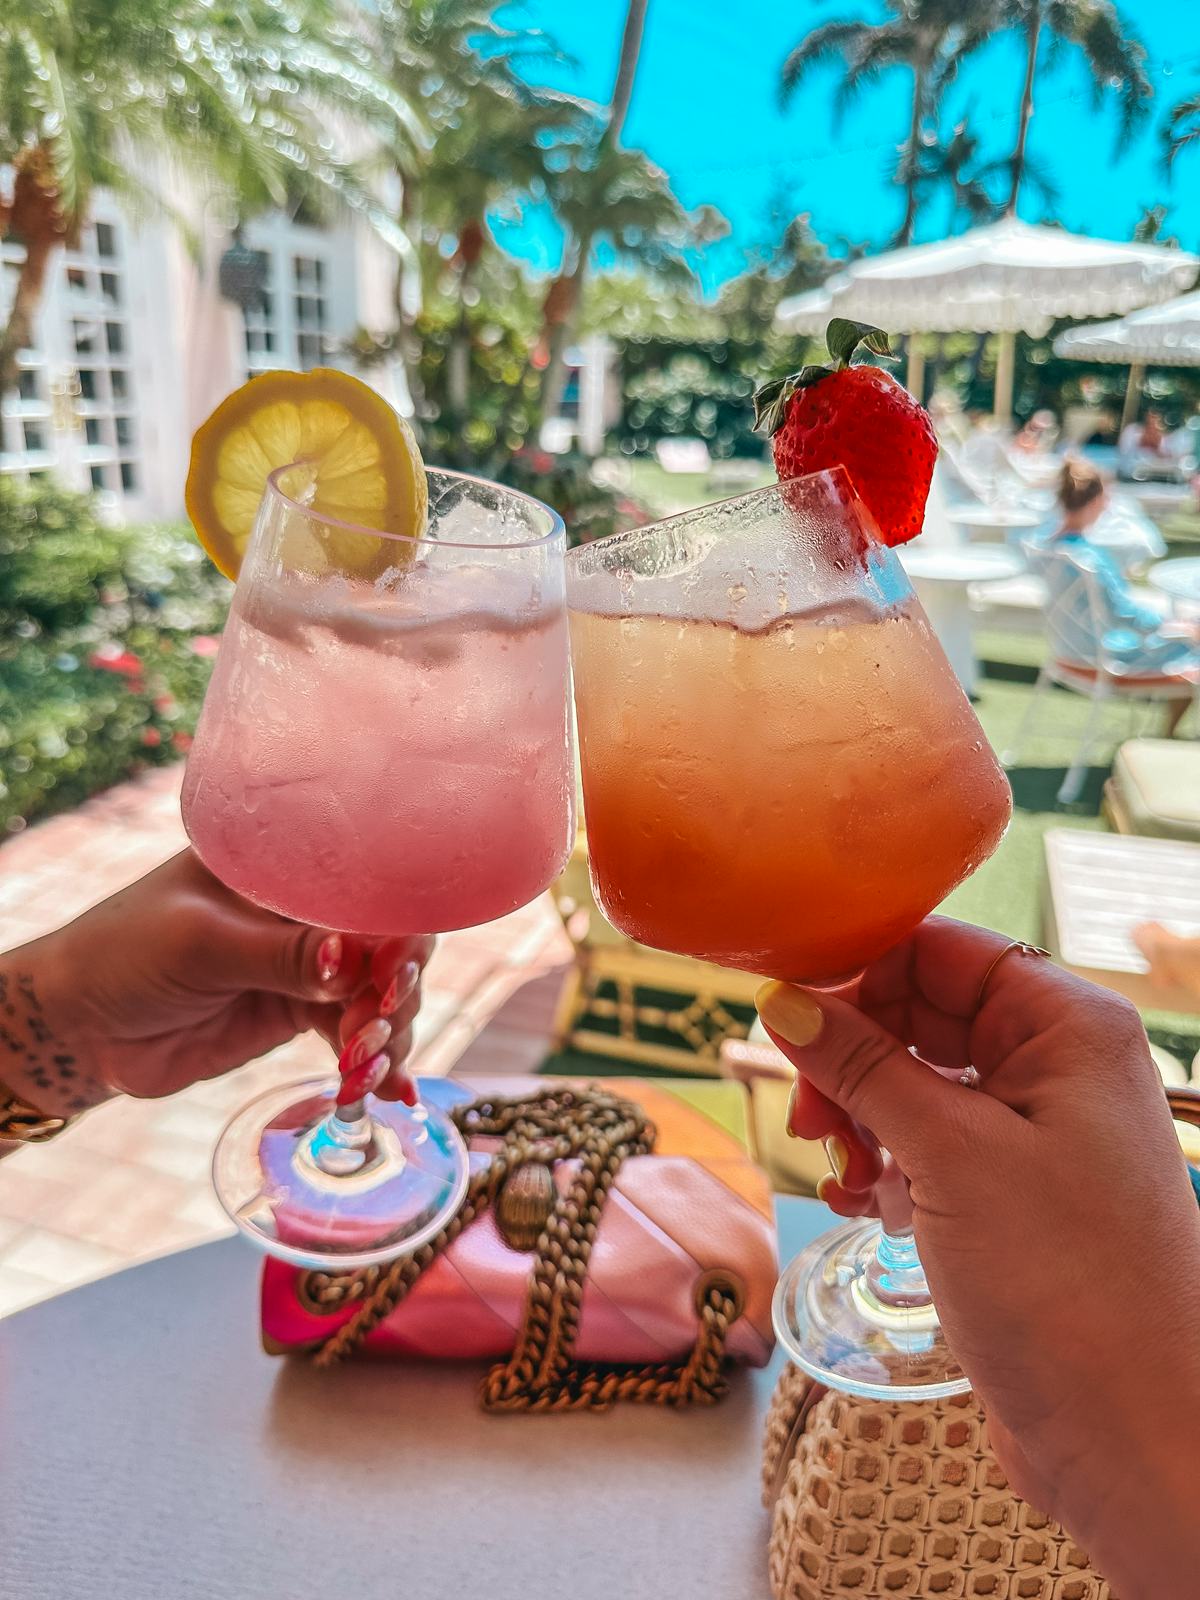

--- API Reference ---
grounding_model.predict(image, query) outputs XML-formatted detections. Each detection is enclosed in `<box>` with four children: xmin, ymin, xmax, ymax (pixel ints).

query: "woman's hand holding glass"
<box><xmin>3</xmin><ymin>850</ymin><xmax>431</xmax><ymax>1122</ymax></box>
<box><xmin>759</xmin><ymin>916</ymin><xmax>1200</xmax><ymax>1600</ymax></box>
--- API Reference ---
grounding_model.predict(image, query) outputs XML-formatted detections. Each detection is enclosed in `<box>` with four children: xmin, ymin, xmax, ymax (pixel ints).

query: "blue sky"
<box><xmin>493</xmin><ymin>0</ymin><xmax>1200</xmax><ymax>295</ymax></box>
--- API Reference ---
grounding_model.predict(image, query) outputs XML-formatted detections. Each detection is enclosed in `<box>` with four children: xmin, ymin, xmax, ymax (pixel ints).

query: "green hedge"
<box><xmin>0</xmin><ymin>478</ymin><xmax>230</xmax><ymax>835</ymax></box>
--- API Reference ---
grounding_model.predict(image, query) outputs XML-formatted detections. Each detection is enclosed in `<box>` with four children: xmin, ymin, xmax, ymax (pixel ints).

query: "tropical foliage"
<box><xmin>999</xmin><ymin>0</ymin><xmax>1150</xmax><ymax>210</ymax></box>
<box><xmin>779</xmin><ymin>0</ymin><xmax>1148</xmax><ymax>239</ymax></box>
<box><xmin>1164</xmin><ymin>92</ymin><xmax>1200</xmax><ymax>172</ymax></box>
<box><xmin>601</xmin><ymin>211</ymin><xmax>837</xmax><ymax>457</ymax></box>
<box><xmin>0</xmin><ymin>0</ymin><xmax>417</xmax><ymax>398</ymax></box>
<box><xmin>780</xmin><ymin>0</ymin><xmax>998</xmax><ymax>245</ymax></box>
<box><xmin>0</xmin><ymin>477</ymin><xmax>229</xmax><ymax>834</ymax></box>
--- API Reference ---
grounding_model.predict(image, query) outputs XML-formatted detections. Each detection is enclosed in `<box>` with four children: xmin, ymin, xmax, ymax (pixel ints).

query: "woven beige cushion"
<box><xmin>1111</xmin><ymin>739</ymin><xmax>1200</xmax><ymax>843</ymax></box>
<box><xmin>763</xmin><ymin>1364</ymin><xmax>1112</xmax><ymax>1599</ymax></box>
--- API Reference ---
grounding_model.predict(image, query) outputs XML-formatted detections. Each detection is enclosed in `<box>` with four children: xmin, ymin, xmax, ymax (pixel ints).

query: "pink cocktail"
<box><xmin>186</xmin><ymin>466</ymin><xmax>574</xmax><ymax>1270</ymax></box>
<box><xmin>184</xmin><ymin>566</ymin><xmax>573</xmax><ymax>936</ymax></box>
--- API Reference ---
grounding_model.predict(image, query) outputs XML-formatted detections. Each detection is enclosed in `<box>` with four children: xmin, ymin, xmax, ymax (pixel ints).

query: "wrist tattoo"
<box><xmin>0</xmin><ymin>969</ymin><xmax>105</xmax><ymax>1114</ymax></box>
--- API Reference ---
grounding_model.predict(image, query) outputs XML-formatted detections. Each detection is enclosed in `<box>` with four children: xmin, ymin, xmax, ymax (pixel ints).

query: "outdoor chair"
<box><xmin>718</xmin><ymin>1028</ymin><xmax>829</xmax><ymax>1196</ymax></box>
<box><xmin>550</xmin><ymin>832</ymin><xmax>761</xmax><ymax>1074</ymax></box>
<box><xmin>1003</xmin><ymin>544</ymin><xmax>1199</xmax><ymax>804</ymax></box>
<box><xmin>1103</xmin><ymin>738</ymin><xmax>1200</xmax><ymax>843</ymax></box>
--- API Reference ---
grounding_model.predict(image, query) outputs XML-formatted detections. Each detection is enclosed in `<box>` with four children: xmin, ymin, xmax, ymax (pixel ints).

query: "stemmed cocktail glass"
<box><xmin>184</xmin><ymin>466</ymin><xmax>575</xmax><ymax>1269</ymax></box>
<box><xmin>566</xmin><ymin>468</ymin><xmax>1012</xmax><ymax>1398</ymax></box>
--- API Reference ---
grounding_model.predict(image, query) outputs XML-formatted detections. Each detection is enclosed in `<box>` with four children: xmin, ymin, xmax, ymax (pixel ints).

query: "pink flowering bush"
<box><xmin>0</xmin><ymin>478</ymin><xmax>230</xmax><ymax>834</ymax></box>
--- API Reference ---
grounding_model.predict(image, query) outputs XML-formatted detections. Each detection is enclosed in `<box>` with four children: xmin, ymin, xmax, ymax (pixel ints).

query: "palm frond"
<box><xmin>1019</xmin><ymin>149</ymin><xmax>1063</xmax><ymax>209</ymax></box>
<box><xmin>1044</xmin><ymin>0</ymin><xmax>1151</xmax><ymax>147</ymax></box>
<box><xmin>835</xmin><ymin>26</ymin><xmax>915</xmax><ymax>120</ymax></box>
<box><xmin>927</xmin><ymin>17</ymin><xmax>998</xmax><ymax>108</ymax></box>
<box><xmin>1163</xmin><ymin>93</ymin><xmax>1200</xmax><ymax>174</ymax></box>
<box><xmin>780</xmin><ymin>20</ymin><xmax>874</xmax><ymax>106</ymax></box>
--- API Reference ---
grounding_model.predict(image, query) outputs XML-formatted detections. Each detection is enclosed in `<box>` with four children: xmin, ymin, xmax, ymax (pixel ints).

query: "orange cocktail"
<box><xmin>566</xmin><ymin>469</ymin><xmax>1011</xmax><ymax>986</ymax></box>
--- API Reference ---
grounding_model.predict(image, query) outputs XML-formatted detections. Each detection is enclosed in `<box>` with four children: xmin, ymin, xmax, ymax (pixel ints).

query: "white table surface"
<box><xmin>1</xmin><ymin>1196</ymin><xmax>826</xmax><ymax>1599</ymax></box>
<box><xmin>900</xmin><ymin>546</ymin><xmax>1025</xmax><ymax>695</ymax></box>
<box><xmin>1148</xmin><ymin>557</ymin><xmax>1200</xmax><ymax>605</ymax></box>
<box><xmin>947</xmin><ymin>506</ymin><xmax>1043</xmax><ymax>530</ymax></box>
<box><xmin>900</xmin><ymin>546</ymin><xmax>1026</xmax><ymax>584</ymax></box>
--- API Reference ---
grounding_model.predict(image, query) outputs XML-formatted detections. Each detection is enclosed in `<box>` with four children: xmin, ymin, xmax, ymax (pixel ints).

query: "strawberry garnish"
<box><xmin>753</xmin><ymin>319</ymin><xmax>937</xmax><ymax>548</ymax></box>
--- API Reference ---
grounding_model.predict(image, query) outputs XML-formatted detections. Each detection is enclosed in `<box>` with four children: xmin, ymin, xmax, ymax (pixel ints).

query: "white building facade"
<box><xmin>2</xmin><ymin>179</ymin><xmax>619</xmax><ymax>523</ymax></box>
<box><xmin>0</xmin><ymin>192</ymin><xmax>408</xmax><ymax>522</ymax></box>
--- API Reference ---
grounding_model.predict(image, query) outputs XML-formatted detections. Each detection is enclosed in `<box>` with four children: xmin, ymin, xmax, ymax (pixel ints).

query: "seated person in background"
<box><xmin>1029</xmin><ymin>459</ymin><xmax>1198</xmax><ymax>736</ymax></box>
<box><xmin>1119</xmin><ymin>407</ymin><xmax>1169</xmax><ymax>463</ymax></box>
<box><xmin>1027</xmin><ymin>463</ymin><xmax>1165</xmax><ymax>575</ymax></box>
<box><xmin>958</xmin><ymin>411</ymin><xmax>1014</xmax><ymax>491</ymax></box>
<box><xmin>1167</xmin><ymin>412</ymin><xmax>1199</xmax><ymax>474</ymax></box>
<box><xmin>1012</xmin><ymin>408</ymin><xmax>1058</xmax><ymax>455</ymax></box>
<box><xmin>1118</xmin><ymin>406</ymin><xmax>1191</xmax><ymax>479</ymax></box>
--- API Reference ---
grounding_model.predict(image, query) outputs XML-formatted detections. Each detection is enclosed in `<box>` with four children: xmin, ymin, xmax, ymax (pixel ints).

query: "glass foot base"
<box><xmin>213</xmin><ymin>1077</ymin><xmax>470</xmax><ymax>1271</ymax></box>
<box><xmin>772</xmin><ymin>1219</ymin><xmax>971</xmax><ymax>1401</ymax></box>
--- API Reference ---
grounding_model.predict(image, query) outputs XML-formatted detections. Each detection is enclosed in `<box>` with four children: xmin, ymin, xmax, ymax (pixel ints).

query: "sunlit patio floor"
<box><xmin>0</xmin><ymin>628</ymin><xmax>1196</xmax><ymax>1315</ymax></box>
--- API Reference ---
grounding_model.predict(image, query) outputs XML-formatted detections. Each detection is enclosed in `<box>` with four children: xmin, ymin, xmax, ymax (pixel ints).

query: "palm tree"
<box><xmin>608</xmin><ymin>0</ymin><xmax>649</xmax><ymax>132</ymax></box>
<box><xmin>373</xmin><ymin>2</ymin><xmax>564</xmax><ymax>259</ymax></box>
<box><xmin>419</xmin><ymin>85</ymin><xmax>581</xmax><ymax>415</ymax></box>
<box><xmin>0</xmin><ymin>0</ymin><xmax>416</xmax><ymax>401</ymax></box>
<box><xmin>1131</xmin><ymin>204</ymin><xmax>1178</xmax><ymax>247</ymax></box>
<box><xmin>779</xmin><ymin>1</ymin><xmax>997</xmax><ymax>246</ymax></box>
<box><xmin>1000</xmin><ymin>0</ymin><xmax>1150</xmax><ymax>213</ymax></box>
<box><xmin>537</xmin><ymin>0</ymin><xmax>718</xmax><ymax>426</ymax></box>
<box><xmin>369</xmin><ymin>0</ymin><xmax>570</xmax><ymax>413</ymax></box>
<box><xmin>916</xmin><ymin>116</ymin><xmax>1060</xmax><ymax>230</ymax></box>
<box><xmin>537</xmin><ymin>130</ymin><xmax>722</xmax><ymax>424</ymax></box>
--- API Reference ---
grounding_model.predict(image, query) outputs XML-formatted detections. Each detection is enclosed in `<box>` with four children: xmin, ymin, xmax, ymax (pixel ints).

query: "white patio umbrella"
<box><xmin>1053</xmin><ymin>291</ymin><xmax>1200</xmax><ymax>428</ymax></box>
<box><xmin>775</xmin><ymin>219</ymin><xmax>1199</xmax><ymax>422</ymax></box>
<box><xmin>774</xmin><ymin>283</ymin><xmax>835</xmax><ymax>336</ymax></box>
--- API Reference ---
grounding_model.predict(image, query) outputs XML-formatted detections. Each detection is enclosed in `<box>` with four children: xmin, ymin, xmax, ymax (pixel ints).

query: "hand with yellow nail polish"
<box><xmin>757</xmin><ymin>915</ymin><xmax>1200</xmax><ymax>1600</ymax></box>
<box><xmin>786</xmin><ymin>1071</ymin><xmax>883</xmax><ymax>1210</ymax></box>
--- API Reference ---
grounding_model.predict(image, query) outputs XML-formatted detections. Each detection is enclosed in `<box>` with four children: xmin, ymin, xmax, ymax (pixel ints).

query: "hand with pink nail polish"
<box><xmin>0</xmin><ymin>851</ymin><xmax>433</xmax><ymax>1120</ymax></box>
<box><xmin>758</xmin><ymin>915</ymin><xmax>1200</xmax><ymax>1600</ymax></box>
<box><xmin>330</xmin><ymin>936</ymin><xmax>434</xmax><ymax>1102</ymax></box>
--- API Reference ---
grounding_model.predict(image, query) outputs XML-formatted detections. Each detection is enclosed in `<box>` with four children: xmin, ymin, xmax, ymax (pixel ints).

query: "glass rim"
<box><xmin>564</xmin><ymin>464</ymin><xmax>878</xmax><ymax>563</ymax></box>
<box><xmin>265</xmin><ymin>461</ymin><xmax>567</xmax><ymax>552</ymax></box>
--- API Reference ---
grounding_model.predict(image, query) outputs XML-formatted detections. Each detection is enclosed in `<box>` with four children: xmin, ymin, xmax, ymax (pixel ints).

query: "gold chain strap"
<box><xmin>304</xmin><ymin>1085</ymin><xmax>740</xmax><ymax>1411</ymax></box>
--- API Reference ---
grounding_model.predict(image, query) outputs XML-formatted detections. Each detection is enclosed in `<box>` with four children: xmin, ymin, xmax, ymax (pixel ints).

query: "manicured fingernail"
<box><xmin>393</xmin><ymin>1072</ymin><xmax>418</xmax><ymax>1108</ymax></box>
<box><xmin>816</xmin><ymin>1173</ymin><xmax>837</xmax><ymax>1206</ymax></box>
<box><xmin>317</xmin><ymin>934</ymin><xmax>342</xmax><ymax>984</ymax></box>
<box><xmin>785</xmin><ymin>1078</ymin><xmax>799</xmax><ymax>1138</ymax></box>
<box><xmin>378</xmin><ymin>962</ymin><xmax>419</xmax><ymax>1016</ymax></box>
<box><xmin>346</xmin><ymin>1016</ymin><xmax>391</xmax><ymax>1069</ymax></box>
<box><xmin>336</xmin><ymin>1052</ymin><xmax>390</xmax><ymax>1107</ymax></box>
<box><xmin>756</xmin><ymin>982</ymin><xmax>823</xmax><ymax>1047</ymax></box>
<box><xmin>824</xmin><ymin>1135</ymin><xmax>849</xmax><ymax>1185</ymax></box>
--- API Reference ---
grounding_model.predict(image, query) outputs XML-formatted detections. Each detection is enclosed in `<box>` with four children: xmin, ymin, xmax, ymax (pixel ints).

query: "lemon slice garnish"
<box><xmin>185</xmin><ymin>367</ymin><xmax>426</xmax><ymax>579</ymax></box>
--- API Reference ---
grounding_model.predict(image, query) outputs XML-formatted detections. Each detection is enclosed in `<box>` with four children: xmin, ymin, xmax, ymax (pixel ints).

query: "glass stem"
<box><xmin>864</xmin><ymin>1226</ymin><xmax>931</xmax><ymax>1311</ymax></box>
<box><xmin>312</xmin><ymin>1103</ymin><xmax>375</xmax><ymax>1177</ymax></box>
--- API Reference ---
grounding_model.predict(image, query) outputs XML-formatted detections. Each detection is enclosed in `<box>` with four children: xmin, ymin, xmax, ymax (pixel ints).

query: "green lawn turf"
<box><xmin>623</xmin><ymin>458</ymin><xmax>774</xmax><ymax>519</ymax></box>
<box><xmin>943</xmin><ymin>629</ymin><xmax>1198</xmax><ymax>1062</ymax></box>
